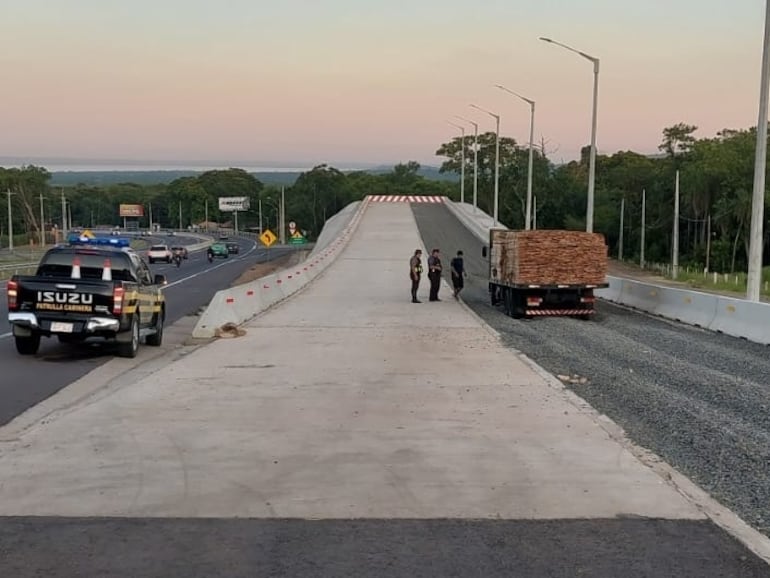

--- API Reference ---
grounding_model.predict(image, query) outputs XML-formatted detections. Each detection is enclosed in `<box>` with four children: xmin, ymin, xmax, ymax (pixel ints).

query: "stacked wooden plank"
<box><xmin>492</xmin><ymin>230</ymin><xmax>608</xmax><ymax>286</ymax></box>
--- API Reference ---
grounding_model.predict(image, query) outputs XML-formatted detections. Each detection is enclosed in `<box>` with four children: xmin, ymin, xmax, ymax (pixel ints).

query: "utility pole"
<box><xmin>60</xmin><ymin>188</ymin><xmax>67</xmax><ymax>238</ymax></box>
<box><xmin>705</xmin><ymin>214</ymin><xmax>712</xmax><ymax>273</ymax></box>
<box><xmin>748</xmin><ymin>0</ymin><xmax>770</xmax><ymax>301</ymax></box>
<box><xmin>149</xmin><ymin>203</ymin><xmax>154</xmax><ymax>232</ymax></box>
<box><xmin>280</xmin><ymin>186</ymin><xmax>286</xmax><ymax>244</ymax></box>
<box><xmin>178</xmin><ymin>201</ymin><xmax>183</xmax><ymax>231</ymax></box>
<box><xmin>234</xmin><ymin>210</ymin><xmax>239</xmax><ymax>235</ymax></box>
<box><xmin>640</xmin><ymin>189</ymin><xmax>646</xmax><ymax>268</ymax></box>
<box><xmin>204</xmin><ymin>199</ymin><xmax>208</xmax><ymax>232</ymax></box>
<box><xmin>672</xmin><ymin>171</ymin><xmax>680</xmax><ymax>279</ymax></box>
<box><xmin>258</xmin><ymin>198</ymin><xmax>263</xmax><ymax>234</ymax></box>
<box><xmin>6</xmin><ymin>189</ymin><xmax>13</xmax><ymax>251</ymax></box>
<box><xmin>618</xmin><ymin>196</ymin><xmax>625</xmax><ymax>261</ymax></box>
<box><xmin>39</xmin><ymin>193</ymin><xmax>45</xmax><ymax>247</ymax></box>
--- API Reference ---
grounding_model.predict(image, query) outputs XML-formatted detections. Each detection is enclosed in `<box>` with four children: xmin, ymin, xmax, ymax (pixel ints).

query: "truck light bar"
<box><xmin>68</xmin><ymin>236</ymin><xmax>131</xmax><ymax>248</ymax></box>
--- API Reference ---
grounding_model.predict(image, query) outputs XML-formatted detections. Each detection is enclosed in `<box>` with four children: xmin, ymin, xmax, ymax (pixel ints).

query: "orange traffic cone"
<box><xmin>102</xmin><ymin>258</ymin><xmax>112</xmax><ymax>281</ymax></box>
<box><xmin>71</xmin><ymin>256</ymin><xmax>81</xmax><ymax>279</ymax></box>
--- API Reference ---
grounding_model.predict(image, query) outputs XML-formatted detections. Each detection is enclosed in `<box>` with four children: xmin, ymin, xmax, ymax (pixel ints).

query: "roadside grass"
<box><xmin>645</xmin><ymin>263</ymin><xmax>770</xmax><ymax>298</ymax></box>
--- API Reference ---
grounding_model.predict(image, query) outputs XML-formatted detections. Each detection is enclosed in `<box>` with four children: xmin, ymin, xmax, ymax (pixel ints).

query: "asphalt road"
<box><xmin>0</xmin><ymin>233</ymin><xmax>293</xmax><ymax>427</ymax></box>
<box><xmin>1</xmin><ymin>517</ymin><xmax>767</xmax><ymax>578</ymax></box>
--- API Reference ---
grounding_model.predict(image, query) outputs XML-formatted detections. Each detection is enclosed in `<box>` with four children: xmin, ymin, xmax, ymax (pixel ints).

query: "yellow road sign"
<box><xmin>80</xmin><ymin>229</ymin><xmax>95</xmax><ymax>238</ymax></box>
<box><xmin>260</xmin><ymin>229</ymin><xmax>277</xmax><ymax>247</ymax></box>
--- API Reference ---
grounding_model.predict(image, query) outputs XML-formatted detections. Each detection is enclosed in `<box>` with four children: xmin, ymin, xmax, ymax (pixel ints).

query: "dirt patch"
<box><xmin>230</xmin><ymin>250</ymin><xmax>311</xmax><ymax>287</ymax></box>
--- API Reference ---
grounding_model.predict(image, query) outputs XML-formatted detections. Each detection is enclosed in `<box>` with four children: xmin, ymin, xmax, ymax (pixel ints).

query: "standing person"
<box><xmin>409</xmin><ymin>249</ymin><xmax>423</xmax><ymax>303</ymax></box>
<box><xmin>427</xmin><ymin>248</ymin><xmax>443</xmax><ymax>302</ymax></box>
<box><xmin>450</xmin><ymin>250</ymin><xmax>467</xmax><ymax>299</ymax></box>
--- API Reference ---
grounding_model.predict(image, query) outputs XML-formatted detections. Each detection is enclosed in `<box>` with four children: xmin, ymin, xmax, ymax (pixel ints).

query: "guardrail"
<box><xmin>0</xmin><ymin>263</ymin><xmax>38</xmax><ymax>280</ymax></box>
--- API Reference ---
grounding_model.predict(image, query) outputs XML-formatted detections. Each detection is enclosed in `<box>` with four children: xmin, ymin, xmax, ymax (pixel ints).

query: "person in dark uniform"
<box><xmin>427</xmin><ymin>248</ymin><xmax>443</xmax><ymax>302</ymax></box>
<box><xmin>409</xmin><ymin>249</ymin><xmax>423</xmax><ymax>303</ymax></box>
<box><xmin>450</xmin><ymin>250</ymin><xmax>467</xmax><ymax>299</ymax></box>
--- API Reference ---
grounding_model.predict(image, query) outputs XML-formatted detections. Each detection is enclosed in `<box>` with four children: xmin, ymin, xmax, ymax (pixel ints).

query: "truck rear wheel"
<box><xmin>15</xmin><ymin>334</ymin><xmax>41</xmax><ymax>355</ymax></box>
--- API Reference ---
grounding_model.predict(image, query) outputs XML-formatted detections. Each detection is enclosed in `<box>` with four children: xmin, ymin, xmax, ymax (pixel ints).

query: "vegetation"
<box><xmin>1</xmin><ymin>121</ymin><xmax>769</xmax><ymax>278</ymax></box>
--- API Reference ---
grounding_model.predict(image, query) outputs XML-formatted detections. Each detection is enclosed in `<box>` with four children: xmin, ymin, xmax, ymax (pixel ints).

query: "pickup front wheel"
<box><xmin>15</xmin><ymin>333</ymin><xmax>41</xmax><ymax>355</ymax></box>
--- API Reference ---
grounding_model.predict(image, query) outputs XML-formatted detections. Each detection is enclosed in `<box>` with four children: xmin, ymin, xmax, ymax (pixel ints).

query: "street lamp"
<box><xmin>495</xmin><ymin>84</ymin><xmax>536</xmax><ymax>230</ymax></box>
<box><xmin>747</xmin><ymin>0</ymin><xmax>770</xmax><ymax>302</ymax></box>
<box><xmin>470</xmin><ymin>103</ymin><xmax>501</xmax><ymax>226</ymax></box>
<box><xmin>455</xmin><ymin>115</ymin><xmax>479</xmax><ymax>213</ymax></box>
<box><xmin>539</xmin><ymin>36</ymin><xmax>600</xmax><ymax>233</ymax></box>
<box><xmin>447</xmin><ymin>121</ymin><xmax>466</xmax><ymax>204</ymax></box>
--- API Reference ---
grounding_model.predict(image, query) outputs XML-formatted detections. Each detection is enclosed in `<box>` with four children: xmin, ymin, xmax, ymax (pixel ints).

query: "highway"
<box><xmin>412</xmin><ymin>202</ymin><xmax>770</xmax><ymax>542</ymax></box>
<box><xmin>0</xmin><ymin>233</ymin><xmax>294</xmax><ymax>427</ymax></box>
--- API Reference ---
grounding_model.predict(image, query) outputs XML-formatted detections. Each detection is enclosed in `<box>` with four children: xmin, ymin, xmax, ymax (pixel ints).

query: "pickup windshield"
<box><xmin>36</xmin><ymin>251</ymin><xmax>135</xmax><ymax>281</ymax></box>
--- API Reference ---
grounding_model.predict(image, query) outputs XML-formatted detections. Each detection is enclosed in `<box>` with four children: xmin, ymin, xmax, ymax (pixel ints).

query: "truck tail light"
<box><xmin>7</xmin><ymin>280</ymin><xmax>19</xmax><ymax>311</ymax></box>
<box><xmin>580</xmin><ymin>296</ymin><xmax>596</xmax><ymax>304</ymax></box>
<box><xmin>526</xmin><ymin>297</ymin><xmax>542</xmax><ymax>307</ymax></box>
<box><xmin>113</xmin><ymin>285</ymin><xmax>125</xmax><ymax>315</ymax></box>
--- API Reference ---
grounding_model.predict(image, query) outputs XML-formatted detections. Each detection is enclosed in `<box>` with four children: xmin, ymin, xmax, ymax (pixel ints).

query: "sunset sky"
<box><xmin>0</xmin><ymin>0</ymin><xmax>765</xmax><ymax>168</ymax></box>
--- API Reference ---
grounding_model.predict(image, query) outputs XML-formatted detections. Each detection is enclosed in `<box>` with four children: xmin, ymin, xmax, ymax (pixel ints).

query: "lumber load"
<box><xmin>491</xmin><ymin>229</ymin><xmax>608</xmax><ymax>286</ymax></box>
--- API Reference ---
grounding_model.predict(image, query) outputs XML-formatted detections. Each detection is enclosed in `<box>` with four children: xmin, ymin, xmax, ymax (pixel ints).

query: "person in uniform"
<box><xmin>450</xmin><ymin>250</ymin><xmax>467</xmax><ymax>299</ymax></box>
<box><xmin>427</xmin><ymin>248</ymin><xmax>443</xmax><ymax>302</ymax></box>
<box><xmin>409</xmin><ymin>249</ymin><xmax>423</xmax><ymax>303</ymax></box>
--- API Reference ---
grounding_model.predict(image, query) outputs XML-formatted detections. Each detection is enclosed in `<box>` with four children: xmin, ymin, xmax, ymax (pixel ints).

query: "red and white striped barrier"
<box><xmin>367</xmin><ymin>195</ymin><xmax>444</xmax><ymax>203</ymax></box>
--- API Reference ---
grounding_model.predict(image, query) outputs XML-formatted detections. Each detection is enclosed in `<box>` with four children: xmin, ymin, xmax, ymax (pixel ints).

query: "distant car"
<box><xmin>147</xmin><ymin>244</ymin><xmax>172</xmax><ymax>264</ymax></box>
<box><xmin>226</xmin><ymin>242</ymin><xmax>239</xmax><ymax>254</ymax></box>
<box><xmin>218</xmin><ymin>234</ymin><xmax>229</xmax><ymax>241</ymax></box>
<box><xmin>171</xmin><ymin>246</ymin><xmax>188</xmax><ymax>259</ymax></box>
<box><xmin>208</xmin><ymin>242</ymin><xmax>229</xmax><ymax>259</ymax></box>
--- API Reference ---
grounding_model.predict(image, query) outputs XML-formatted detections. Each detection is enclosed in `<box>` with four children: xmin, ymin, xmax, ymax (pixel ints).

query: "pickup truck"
<box><xmin>6</xmin><ymin>237</ymin><xmax>167</xmax><ymax>358</ymax></box>
<box><xmin>147</xmin><ymin>244</ymin><xmax>172</xmax><ymax>264</ymax></box>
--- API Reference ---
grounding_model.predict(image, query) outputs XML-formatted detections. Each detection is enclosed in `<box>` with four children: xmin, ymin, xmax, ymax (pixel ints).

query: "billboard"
<box><xmin>218</xmin><ymin>196</ymin><xmax>250</xmax><ymax>212</ymax></box>
<box><xmin>119</xmin><ymin>204</ymin><xmax>145</xmax><ymax>217</ymax></box>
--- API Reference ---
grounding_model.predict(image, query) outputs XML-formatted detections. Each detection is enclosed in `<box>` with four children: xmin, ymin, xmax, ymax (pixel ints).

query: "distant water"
<box><xmin>0</xmin><ymin>156</ymin><xmax>381</xmax><ymax>172</ymax></box>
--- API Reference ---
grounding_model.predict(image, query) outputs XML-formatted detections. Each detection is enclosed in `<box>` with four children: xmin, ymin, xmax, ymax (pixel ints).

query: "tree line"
<box><xmin>1</xmin><ymin>121</ymin><xmax>768</xmax><ymax>274</ymax></box>
<box><xmin>436</xmin><ymin>122</ymin><xmax>770</xmax><ymax>273</ymax></box>
<box><xmin>0</xmin><ymin>163</ymin><xmax>454</xmax><ymax>245</ymax></box>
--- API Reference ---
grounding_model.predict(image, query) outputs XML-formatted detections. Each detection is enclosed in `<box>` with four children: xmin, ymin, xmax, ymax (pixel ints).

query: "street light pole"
<box><xmin>447</xmin><ymin>121</ymin><xmax>466</xmax><ymax>204</ymax></box>
<box><xmin>455</xmin><ymin>116</ymin><xmax>479</xmax><ymax>213</ymax></box>
<box><xmin>539</xmin><ymin>36</ymin><xmax>600</xmax><ymax>233</ymax></box>
<box><xmin>495</xmin><ymin>84</ymin><xmax>536</xmax><ymax>229</ymax></box>
<box><xmin>640</xmin><ymin>189</ymin><xmax>646</xmax><ymax>268</ymax></box>
<box><xmin>470</xmin><ymin>104</ymin><xmax>500</xmax><ymax>226</ymax></box>
<box><xmin>748</xmin><ymin>0</ymin><xmax>770</xmax><ymax>301</ymax></box>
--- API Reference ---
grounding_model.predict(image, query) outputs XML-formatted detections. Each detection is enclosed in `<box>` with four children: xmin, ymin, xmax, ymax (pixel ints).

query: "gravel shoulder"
<box><xmin>412</xmin><ymin>203</ymin><xmax>770</xmax><ymax>539</ymax></box>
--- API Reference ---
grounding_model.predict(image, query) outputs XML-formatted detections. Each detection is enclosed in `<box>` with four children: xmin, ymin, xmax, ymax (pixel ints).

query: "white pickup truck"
<box><xmin>147</xmin><ymin>244</ymin><xmax>172</xmax><ymax>264</ymax></box>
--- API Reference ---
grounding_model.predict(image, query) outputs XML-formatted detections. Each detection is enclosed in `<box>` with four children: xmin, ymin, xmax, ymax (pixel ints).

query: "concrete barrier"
<box><xmin>598</xmin><ymin>275</ymin><xmax>770</xmax><ymax>345</ymax></box>
<box><xmin>192</xmin><ymin>198</ymin><xmax>370</xmax><ymax>338</ymax></box>
<box><xmin>445</xmin><ymin>201</ymin><xmax>507</xmax><ymax>244</ymax></box>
